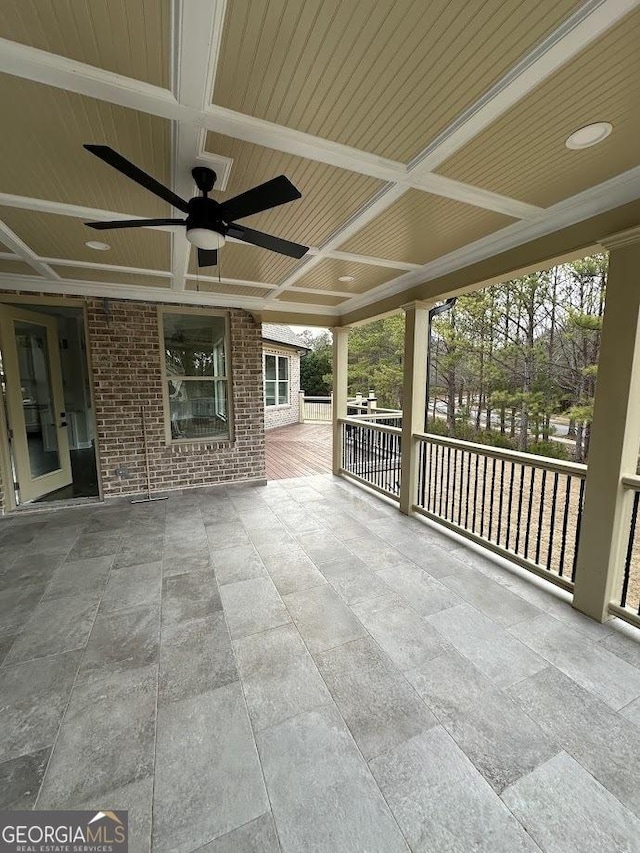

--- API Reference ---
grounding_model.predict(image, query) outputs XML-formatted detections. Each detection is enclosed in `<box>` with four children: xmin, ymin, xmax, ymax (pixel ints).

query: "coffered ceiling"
<box><xmin>0</xmin><ymin>0</ymin><xmax>639</xmax><ymax>324</ymax></box>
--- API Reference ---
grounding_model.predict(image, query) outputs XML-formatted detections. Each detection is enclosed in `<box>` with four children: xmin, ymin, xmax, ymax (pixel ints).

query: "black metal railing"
<box><xmin>340</xmin><ymin>419</ymin><xmax>402</xmax><ymax>499</ymax></box>
<box><xmin>620</xmin><ymin>486</ymin><xmax>640</xmax><ymax>613</ymax></box>
<box><xmin>414</xmin><ymin>433</ymin><xmax>587</xmax><ymax>587</ymax></box>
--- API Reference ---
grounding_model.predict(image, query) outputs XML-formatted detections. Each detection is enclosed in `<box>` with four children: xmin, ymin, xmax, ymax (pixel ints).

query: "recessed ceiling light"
<box><xmin>338</xmin><ymin>275</ymin><xmax>355</xmax><ymax>282</ymax></box>
<box><xmin>565</xmin><ymin>122</ymin><xmax>612</xmax><ymax>150</ymax></box>
<box><xmin>85</xmin><ymin>240</ymin><xmax>111</xmax><ymax>251</ymax></box>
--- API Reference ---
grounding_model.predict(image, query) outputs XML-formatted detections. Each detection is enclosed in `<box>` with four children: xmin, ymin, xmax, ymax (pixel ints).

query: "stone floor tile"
<box><xmin>206</xmin><ymin>521</ymin><xmax>252</xmax><ymax>550</ymax></box>
<box><xmin>509</xmin><ymin>613</ymin><xmax>640</xmax><ymax>710</ymax></box>
<box><xmin>75</xmin><ymin>775</ymin><xmax>153</xmax><ymax>853</ymax></box>
<box><xmin>234</xmin><ymin>623</ymin><xmax>330</xmax><ymax>731</ymax></box>
<box><xmin>315</xmin><ymin>636</ymin><xmax>437</xmax><ymax>759</ymax></box>
<box><xmin>0</xmin><ymin>584</ymin><xmax>46</xmax><ymax>638</ymax></box>
<box><xmin>197</xmin><ymin>812</ymin><xmax>280</xmax><ymax>853</ymax></box>
<box><xmin>406</xmin><ymin>649</ymin><xmax>559</xmax><ymax>791</ymax></box>
<box><xmin>79</xmin><ymin>604</ymin><xmax>160</xmax><ymax>678</ymax></box>
<box><xmin>161</xmin><ymin>569</ymin><xmax>222</xmax><ymax>625</ymax></box>
<box><xmin>257</xmin><ymin>705</ymin><xmax>408</xmax><ymax>853</ymax></box>
<box><xmin>153</xmin><ymin>682</ymin><xmax>268</xmax><ymax>853</ymax></box>
<box><xmin>0</xmin><ymin>551</ymin><xmax>65</xmax><ymax>589</ymax></box>
<box><xmin>502</xmin><ymin>752</ymin><xmax>640</xmax><ymax>852</ymax></box>
<box><xmin>99</xmin><ymin>561</ymin><xmax>162</xmax><ymax>614</ymax></box>
<box><xmin>38</xmin><ymin>663</ymin><xmax>157</xmax><ymax>807</ymax></box>
<box><xmin>67</xmin><ymin>530</ymin><xmax>123</xmax><ymax>560</ymax></box>
<box><xmin>43</xmin><ymin>555</ymin><xmax>113</xmax><ymax>599</ymax></box>
<box><xmin>260</xmin><ymin>548</ymin><xmax>326</xmax><ymax>595</ymax></box>
<box><xmin>210</xmin><ymin>543</ymin><xmax>268</xmax><ymax>586</ymax></box>
<box><xmin>319</xmin><ymin>557</ymin><xmax>390</xmax><ymax>605</ymax></box>
<box><xmin>507</xmin><ymin>665</ymin><xmax>640</xmax><ymax>818</ymax></box>
<box><xmin>0</xmin><ymin>747</ymin><xmax>50</xmax><ymax>809</ymax></box>
<box><xmin>0</xmin><ymin>651</ymin><xmax>82</xmax><ymax>762</ymax></box>
<box><xmin>345</xmin><ymin>535</ymin><xmax>407</xmax><ymax>570</ymax></box>
<box><xmin>440</xmin><ymin>562</ymin><xmax>543</xmax><ymax>627</ymax></box>
<box><xmin>376</xmin><ymin>562</ymin><xmax>462</xmax><ymax>618</ymax></box>
<box><xmin>159</xmin><ymin>612</ymin><xmax>237</xmax><ymax>704</ymax></box>
<box><xmin>599</xmin><ymin>622</ymin><xmax>640</xmax><ymax>668</ymax></box>
<box><xmin>283</xmin><ymin>584</ymin><xmax>366</xmax><ymax>653</ymax></box>
<box><xmin>5</xmin><ymin>590</ymin><xmax>101</xmax><ymax>663</ymax></box>
<box><xmin>428</xmin><ymin>604</ymin><xmax>546</xmax><ymax>688</ymax></box>
<box><xmin>369</xmin><ymin>727</ymin><xmax>540</xmax><ymax>853</ymax></box>
<box><xmin>352</xmin><ymin>594</ymin><xmax>448</xmax><ymax>671</ymax></box>
<box><xmin>220</xmin><ymin>577</ymin><xmax>290</xmax><ymax>639</ymax></box>
<box><xmin>112</xmin><ymin>535</ymin><xmax>164</xmax><ymax>569</ymax></box>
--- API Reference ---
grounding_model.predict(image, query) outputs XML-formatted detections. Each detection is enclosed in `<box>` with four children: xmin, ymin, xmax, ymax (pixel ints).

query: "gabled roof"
<box><xmin>262</xmin><ymin>323</ymin><xmax>310</xmax><ymax>352</ymax></box>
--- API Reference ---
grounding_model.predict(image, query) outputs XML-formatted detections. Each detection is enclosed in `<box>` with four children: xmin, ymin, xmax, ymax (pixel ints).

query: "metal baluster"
<box><xmin>497</xmin><ymin>459</ymin><xmax>505</xmax><ymax>547</ymax></box>
<box><xmin>445</xmin><ymin>446</ymin><xmax>452</xmax><ymax>521</ymax></box>
<box><xmin>571</xmin><ymin>478</ymin><xmax>586</xmax><ymax>582</ymax></box>
<box><xmin>524</xmin><ymin>467</ymin><xmax>536</xmax><ymax>560</ymax></box>
<box><xmin>480</xmin><ymin>455</ymin><xmax>488</xmax><ymax>538</ymax></box>
<box><xmin>535</xmin><ymin>469</ymin><xmax>547</xmax><ymax>565</ymax></box>
<box><xmin>621</xmin><ymin>491</ymin><xmax>639</xmax><ymax>609</ymax></box>
<box><xmin>558</xmin><ymin>476</ymin><xmax>571</xmax><ymax>577</ymax></box>
<box><xmin>543</xmin><ymin>471</ymin><xmax>558</xmax><ymax>573</ymax></box>
<box><xmin>488</xmin><ymin>456</ymin><xmax>497</xmax><ymax>541</ymax></box>
<box><xmin>515</xmin><ymin>464</ymin><xmax>525</xmax><ymax>555</ymax></box>
<box><xmin>471</xmin><ymin>453</ymin><xmax>479</xmax><ymax>534</ymax></box>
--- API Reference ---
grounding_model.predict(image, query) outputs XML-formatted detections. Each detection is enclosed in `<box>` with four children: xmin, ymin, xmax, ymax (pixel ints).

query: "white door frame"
<box><xmin>0</xmin><ymin>303</ymin><xmax>72</xmax><ymax>503</ymax></box>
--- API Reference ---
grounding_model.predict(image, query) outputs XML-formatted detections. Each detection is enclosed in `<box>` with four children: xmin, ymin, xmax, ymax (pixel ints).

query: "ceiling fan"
<box><xmin>83</xmin><ymin>144</ymin><xmax>308</xmax><ymax>268</ymax></box>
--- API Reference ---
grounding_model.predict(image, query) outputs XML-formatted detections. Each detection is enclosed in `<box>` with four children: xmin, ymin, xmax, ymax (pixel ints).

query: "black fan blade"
<box><xmin>198</xmin><ymin>248</ymin><xmax>218</xmax><ymax>268</ymax></box>
<box><xmin>217</xmin><ymin>175</ymin><xmax>301</xmax><ymax>223</ymax></box>
<box><xmin>228</xmin><ymin>224</ymin><xmax>308</xmax><ymax>259</ymax></box>
<box><xmin>84</xmin><ymin>145</ymin><xmax>190</xmax><ymax>213</ymax></box>
<box><xmin>86</xmin><ymin>218</ymin><xmax>185</xmax><ymax>230</ymax></box>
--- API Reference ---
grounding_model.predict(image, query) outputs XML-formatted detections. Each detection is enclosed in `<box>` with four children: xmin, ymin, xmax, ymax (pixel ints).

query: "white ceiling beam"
<box><xmin>315</xmin><ymin>250</ymin><xmax>421</xmax><ymax>271</ymax></box>
<box><xmin>170</xmin><ymin>0</ymin><xmax>227</xmax><ymax>291</ymax></box>
<box><xmin>0</xmin><ymin>36</ymin><xmax>557</xmax><ymax>221</ymax></box>
<box><xmin>0</xmin><ymin>273</ymin><xmax>340</xmax><ymax>316</ymax></box>
<box><xmin>342</xmin><ymin>165</ymin><xmax>640</xmax><ymax>314</ymax></box>
<box><xmin>409</xmin><ymin>0</ymin><xmax>640</xmax><ymax>173</ymax></box>
<box><xmin>0</xmin><ymin>221</ymin><xmax>59</xmax><ymax>279</ymax></box>
<box><xmin>0</xmin><ymin>193</ymin><xmax>183</xmax><ymax>231</ymax></box>
<box><xmin>0</xmin><ymin>37</ymin><xmax>185</xmax><ymax>122</ymax></box>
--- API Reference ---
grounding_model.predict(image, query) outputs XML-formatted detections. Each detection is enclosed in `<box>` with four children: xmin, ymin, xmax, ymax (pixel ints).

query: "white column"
<box><xmin>332</xmin><ymin>326</ymin><xmax>349</xmax><ymax>475</ymax></box>
<box><xmin>298</xmin><ymin>390</ymin><xmax>305</xmax><ymax>423</ymax></box>
<box><xmin>399</xmin><ymin>302</ymin><xmax>431</xmax><ymax>515</ymax></box>
<box><xmin>573</xmin><ymin>227</ymin><xmax>640</xmax><ymax>622</ymax></box>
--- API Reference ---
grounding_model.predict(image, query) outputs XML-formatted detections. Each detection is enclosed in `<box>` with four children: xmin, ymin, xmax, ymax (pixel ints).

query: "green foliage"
<box><xmin>300</xmin><ymin>349</ymin><xmax>332</xmax><ymax>396</ymax></box>
<box><xmin>348</xmin><ymin>315</ymin><xmax>405</xmax><ymax>408</ymax></box>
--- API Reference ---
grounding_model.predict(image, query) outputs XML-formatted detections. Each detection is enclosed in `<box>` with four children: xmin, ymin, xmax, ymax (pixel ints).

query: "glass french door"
<box><xmin>0</xmin><ymin>305</ymin><xmax>72</xmax><ymax>502</ymax></box>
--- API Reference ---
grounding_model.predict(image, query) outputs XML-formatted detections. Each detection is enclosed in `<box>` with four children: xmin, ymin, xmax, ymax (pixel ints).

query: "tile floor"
<box><xmin>1</xmin><ymin>475</ymin><xmax>640</xmax><ymax>852</ymax></box>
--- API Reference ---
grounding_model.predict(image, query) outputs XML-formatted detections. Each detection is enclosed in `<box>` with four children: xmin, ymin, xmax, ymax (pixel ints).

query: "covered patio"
<box><xmin>2</xmin><ymin>0</ymin><xmax>640</xmax><ymax>850</ymax></box>
<box><xmin>2</xmin><ymin>475</ymin><xmax>640</xmax><ymax>852</ymax></box>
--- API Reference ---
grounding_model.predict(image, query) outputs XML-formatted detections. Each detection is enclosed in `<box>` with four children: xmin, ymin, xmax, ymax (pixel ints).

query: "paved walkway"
<box><xmin>1</xmin><ymin>476</ymin><xmax>640</xmax><ymax>851</ymax></box>
<box><xmin>266</xmin><ymin>422</ymin><xmax>332</xmax><ymax>479</ymax></box>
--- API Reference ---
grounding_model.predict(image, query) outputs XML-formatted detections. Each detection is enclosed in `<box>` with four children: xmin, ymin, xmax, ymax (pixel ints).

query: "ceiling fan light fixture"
<box><xmin>565</xmin><ymin>122</ymin><xmax>612</xmax><ymax>149</ymax></box>
<box><xmin>186</xmin><ymin>228</ymin><xmax>226</xmax><ymax>250</ymax></box>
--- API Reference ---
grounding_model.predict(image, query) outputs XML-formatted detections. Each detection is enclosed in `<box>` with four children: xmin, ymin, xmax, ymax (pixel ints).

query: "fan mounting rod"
<box><xmin>192</xmin><ymin>166</ymin><xmax>216</xmax><ymax>195</ymax></box>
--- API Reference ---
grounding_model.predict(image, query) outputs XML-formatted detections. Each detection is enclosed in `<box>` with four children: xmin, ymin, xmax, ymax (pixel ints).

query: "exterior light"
<box><xmin>186</xmin><ymin>228</ymin><xmax>225</xmax><ymax>250</ymax></box>
<box><xmin>338</xmin><ymin>275</ymin><xmax>355</xmax><ymax>282</ymax></box>
<box><xmin>85</xmin><ymin>241</ymin><xmax>110</xmax><ymax>251</ymax></box>
<box><xmin>565</xmin><ymin>122</ymin><xmax>612</xmax><ymax>150</ymax></box>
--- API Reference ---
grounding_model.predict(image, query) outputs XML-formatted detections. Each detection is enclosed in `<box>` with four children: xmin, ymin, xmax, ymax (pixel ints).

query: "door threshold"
<box><xmin>12</xmin><ymin>496</ymin><xmax>104</xmax><ymax>515</ymax></box>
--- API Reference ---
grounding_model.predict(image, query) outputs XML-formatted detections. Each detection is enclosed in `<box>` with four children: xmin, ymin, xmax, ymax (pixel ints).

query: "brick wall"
<box><xmin>0</xmin><ymin>295</ymin><xmax>265</xmax><ymax>512</ymax></box>
<box><xmin>263</xmin><ymin>345</ymin><xmax>301</xmax><ymax>430</ymax></box>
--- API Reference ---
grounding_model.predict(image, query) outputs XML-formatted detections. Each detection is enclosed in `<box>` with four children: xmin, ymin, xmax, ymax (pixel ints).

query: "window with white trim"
<box><xmin>264</xmin><ymin>353</ymin><xmax>289</xmax><ymax>407</ymax></box>
<box><xmin>161</xmin><ymin>310</ymin><xmax>231</xmax><ymax>442</ymax></box>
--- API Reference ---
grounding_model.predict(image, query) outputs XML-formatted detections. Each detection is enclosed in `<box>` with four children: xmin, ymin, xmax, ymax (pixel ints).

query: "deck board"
<box><xmin>266</xmin><ymin>422</ymin><xmax>332</xmax><ymax>480</ymax></box>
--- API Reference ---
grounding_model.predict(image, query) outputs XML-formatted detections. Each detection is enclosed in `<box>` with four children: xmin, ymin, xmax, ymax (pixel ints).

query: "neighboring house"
<box><xmin>262</xmin><ymin>324</ymin><xmax>311</xmax><ymax>430</ymax></box>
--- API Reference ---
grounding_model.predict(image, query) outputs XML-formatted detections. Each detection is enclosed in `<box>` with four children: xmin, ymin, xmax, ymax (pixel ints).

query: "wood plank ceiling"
<box><xmin>0</xmin><ymin>0</ymin><xmax>639</xmax><ymax>320</ymax></box>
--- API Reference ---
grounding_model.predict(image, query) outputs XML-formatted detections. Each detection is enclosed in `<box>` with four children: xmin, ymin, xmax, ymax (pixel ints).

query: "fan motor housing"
<box><xmin>186</xmin><ymin>195</ymin><xmax>225</xmax><ymax>238</ymax></box>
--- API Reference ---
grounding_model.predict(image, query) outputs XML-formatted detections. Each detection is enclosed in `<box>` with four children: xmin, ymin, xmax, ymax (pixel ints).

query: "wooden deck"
<box><xmin>265</xmin><ymin>422</ymin><xmax>332</xmax><ymax>480</ymax></box>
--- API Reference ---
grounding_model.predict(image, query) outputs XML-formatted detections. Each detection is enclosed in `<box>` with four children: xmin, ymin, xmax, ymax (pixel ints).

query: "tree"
<box><xmin>299</xmin><ymin>330</ymin><xmax>332</xmax><ymax>395</ymax></box>
<box><xmin>348</xmin><ymin>315</ymin><xmax>404</xmax><ymax>408</ymax></box>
